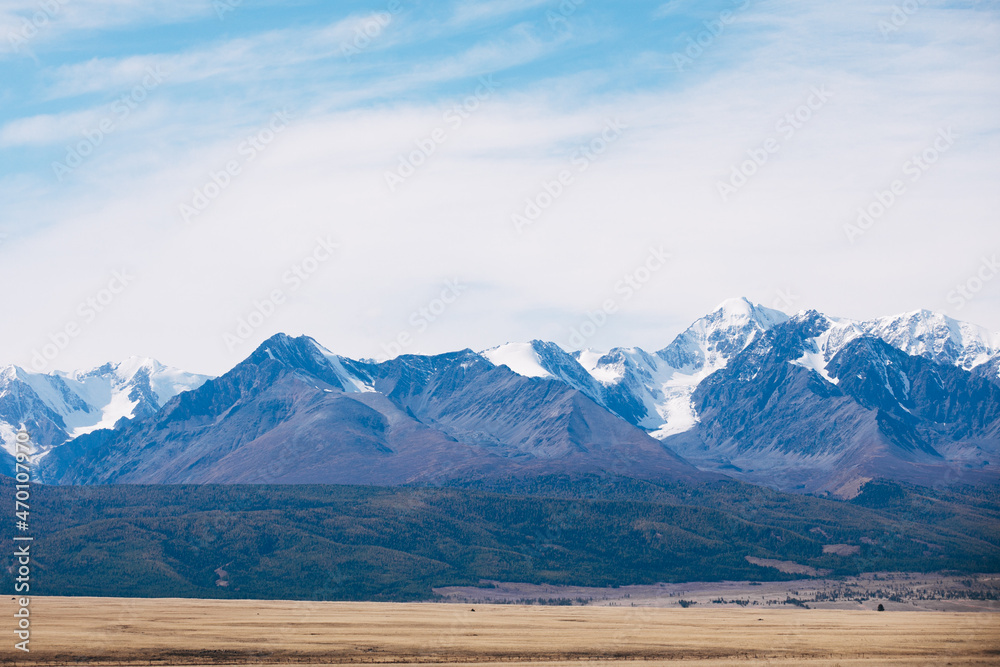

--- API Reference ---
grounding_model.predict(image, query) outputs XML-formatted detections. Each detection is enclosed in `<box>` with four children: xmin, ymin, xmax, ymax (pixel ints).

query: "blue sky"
<box><xmin>1</xmin><ymin>0</ymin><xmax>999</xmax><ymax>374</ymax></box>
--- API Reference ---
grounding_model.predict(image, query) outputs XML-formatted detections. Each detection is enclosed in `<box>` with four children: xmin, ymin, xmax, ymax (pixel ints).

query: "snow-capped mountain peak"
<box><xmin>712</xmin><ymin>296</ymin><xmax>788</xmax><ymax>326</ymax></box>
<box><xmin>656</xmin><ymin>298</ymin><xmax>790</xmax><ymax>373</ymax></box>
<box><xmin>252</xmin><ymin>333</ymin><xmax>375</xmax><ymax>393</ymax></box>
<box><xmin>64</xmin><ymin>356</ymin><xmax>209</xmax><ymax>407</ymax></box>
<box><xmin>564</xmin><ymin>298</ymin><xmax>792</xmax><ymax>439</ymax></box>
<box><xmin>6</xmin><ymin>299</ymin><xmax>997</xmax><ymax>479</ymax></box>
<box><xmin>858</xmin><ymin>309</ymin><xmax>999</xmax><ymax>370</ymax></box>
<box><xmin>481</xmin><ymin>341</ymin><xmax>555</xmax><ymax>379</ymax></box>
<box><xmin>0</xmin><ymin>357</ymin><xmax>212</xmax><ymax>457</ymax></box>
<box><xmin>784</xmin><ymin>308</ymin><xmax>1000</xmax><ymax>385</ymax></box>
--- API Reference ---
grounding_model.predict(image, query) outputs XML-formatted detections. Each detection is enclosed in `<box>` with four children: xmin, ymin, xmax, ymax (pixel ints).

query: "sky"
<box><xmin>0</xmin><ymin>0</ymin><xmax>998</xmax><ymax>376</ymax></box>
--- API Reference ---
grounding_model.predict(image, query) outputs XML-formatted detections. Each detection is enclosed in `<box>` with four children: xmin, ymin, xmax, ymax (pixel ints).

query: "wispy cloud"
<box><xmin>39</xmin><ymin>18</ymin><xmax>364</xmax><ymax>99</ymax></box>
<box><xmin>1</xmin><ymin>0</ymin><xmax>213</xmax><ymax>56</ymax></box>
<box><xmin>449</xmin><ymin>0</ymin><xmax>553</xmax><ymax>26</ymax></box>
<box><xmin>33</xmin><ymin>13</ymin><xmax>566</xmax><ymax>108</ymax></box>
<box><xmin>651</xmin><ymin>1</ymin><xmax>683</xmax><ymax>19</ymax></box>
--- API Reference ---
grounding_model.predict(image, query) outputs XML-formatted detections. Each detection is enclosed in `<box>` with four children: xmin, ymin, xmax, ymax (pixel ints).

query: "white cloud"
<box><xmin>0</xmin><ymin>107</ymin><xmax>106</xmax><ymax>146</ymax></box>
<box><xmin>0</xmin><ymin>0</ymin><xmax>998</xmax><ymax>373</ymax></box>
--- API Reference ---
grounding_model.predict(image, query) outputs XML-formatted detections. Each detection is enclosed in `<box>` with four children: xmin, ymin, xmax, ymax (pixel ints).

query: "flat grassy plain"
<box><xmin>3</xmin><ymin>596</ymin><xmax>998</xmax><ymax>666</ymax></box>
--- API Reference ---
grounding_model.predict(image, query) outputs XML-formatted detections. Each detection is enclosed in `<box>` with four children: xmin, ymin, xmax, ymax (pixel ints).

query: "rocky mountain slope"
<box><xmin>8</xmin><ymin>299</ymin><xmax>998</xmax><ymax>497</ymax></box>
<box><xmin>39</xmin><ymin>334</ymin><xmax>704</xmax><ymax>485</ymax></box>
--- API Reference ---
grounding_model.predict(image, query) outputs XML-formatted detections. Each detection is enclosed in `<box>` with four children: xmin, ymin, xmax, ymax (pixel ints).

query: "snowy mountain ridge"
<box><xmin>478</xmin><ymin>298</ymin><xmax>791</xmax><ymax>438</ymax></box>
<box><xmin>4</xmin><ymin>299</ymin><xmax>997</xmax><ymax>462</ymax></box>
<box><xmin>8</xmin><ymin>299</ymin><xmax>999</xmax><ymax>497</ymax></box>
<box><xmin>483</xmin><ymin>299</ymin><xmax>1000</xmax><ymax>439</ymax></box>
<box><xmin>0</xmin><ymin>357</ymin><xmax>211</xmax><ymax>457</ymax></box>
<box><xmin>258</xmin><ymin>333</ymin><xmax>377</xmax><ymax>394</ymax></box>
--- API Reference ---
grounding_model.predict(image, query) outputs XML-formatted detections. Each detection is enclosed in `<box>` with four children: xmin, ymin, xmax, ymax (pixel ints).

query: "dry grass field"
<box><xmin>2</xmin><ymin>596</ymin><xmax>998</xmax><ymax>666</ymax></box>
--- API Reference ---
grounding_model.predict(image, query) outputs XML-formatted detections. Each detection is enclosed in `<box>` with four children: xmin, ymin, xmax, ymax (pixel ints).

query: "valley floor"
<box><xmin>4</xmin><ymin>595</ymin><xmax>998</xmax><ymax>666</ymax></box>
<box><xmin>435</xmin><ymin>572</ymin><xmax>1000</xmax><ymax>612</ymax></box>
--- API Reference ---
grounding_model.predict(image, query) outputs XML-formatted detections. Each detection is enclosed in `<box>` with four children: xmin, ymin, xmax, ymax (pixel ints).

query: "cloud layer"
<box><xmin>1</xmin><ymin>0</ymin><xmax>998</xmax><ymax>374</ymax></box>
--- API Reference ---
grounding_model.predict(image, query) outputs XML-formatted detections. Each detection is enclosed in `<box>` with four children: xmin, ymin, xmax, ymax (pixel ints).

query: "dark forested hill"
<box><xmin>5</xmin><ymin>478</ymin><xmax>998</xmax><ymax>601</ymax></box>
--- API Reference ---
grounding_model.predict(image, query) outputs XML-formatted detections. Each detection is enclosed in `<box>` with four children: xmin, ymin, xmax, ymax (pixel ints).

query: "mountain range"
<box><xmin>0</xmin><ymin>358</ymin><xmax>208</xmax><ymax>459</ymax></box>
<box><xmin>4</xmin><ymin>298</ymin><xmax>999</xmax><ymax>497</ymax></box>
